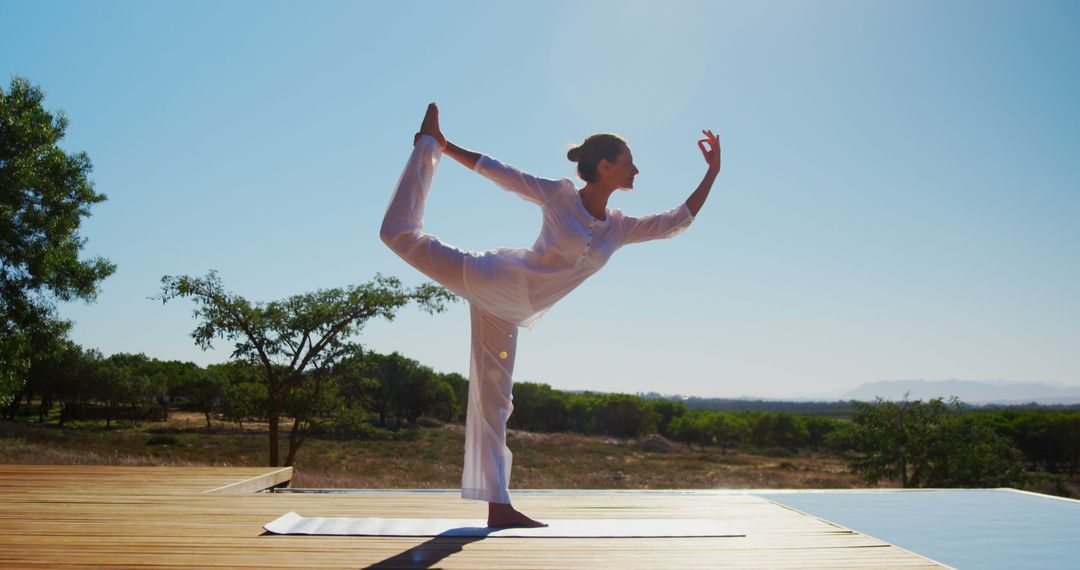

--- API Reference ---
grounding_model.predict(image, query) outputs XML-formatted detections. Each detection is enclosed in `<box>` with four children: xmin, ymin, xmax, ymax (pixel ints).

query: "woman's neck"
<box><xmin>578</xmin><ymin>182</ymin><xmax>616</xmax><ymax>221</ymax></box>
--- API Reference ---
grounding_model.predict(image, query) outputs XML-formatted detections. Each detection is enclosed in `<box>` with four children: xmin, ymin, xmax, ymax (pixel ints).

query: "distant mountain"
<box><xmin>841</xmin><ymin>380</ymin><xmax>1080</xmax><ymax>405</ymax></box>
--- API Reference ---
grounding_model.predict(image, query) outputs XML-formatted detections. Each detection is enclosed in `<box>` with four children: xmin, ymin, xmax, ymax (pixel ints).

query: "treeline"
<box><xmin>509</xmin><ymin>383</ymin><xmax>840</xmax><ymax>452</ymax></box>
<box><xmin>8</xmin><ymin>343</ymin><xmax>1080</xmax><ymax>490</ymax></box>
<box><xmin>2</xmin><ymin>343</ymin><xmax>470</xmax><ymax>433</ymax></box>
<box><xmin>834</xmin><ymin>398</ymin><xmax>1080</xmax><ymax>491</ymax></box>
<box><xmin>672</xmin><ymin>395</ymin><xmax>855</xmax><ymax>417</ymax></box>
<box><xmin>639</xmin><ymin>393</ymin><xmax>1080</xmax><ymax>416</ymax></box>
<box><xmin>7</xmin><ymin>343</ymin><xmax>849</xmax><ymax>456</ymax></box>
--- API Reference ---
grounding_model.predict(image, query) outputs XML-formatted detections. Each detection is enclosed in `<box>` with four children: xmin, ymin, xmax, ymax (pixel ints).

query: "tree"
<box><xmin>335</xmin><ymin>353</ymin><xmax>394</xmax><ymax>426</ymax></box>
<box><xmin>597</xmin><ymin>393</ymin><xmax>656</xmax><ymax>438</ymax></box>
<box><xmin>669</xmin><ymin>410</ymin><xmax>711</xmax><ymax>450</ymax></box>
<box><xmin>219</xmin><ymin>362</ymin><xmax>267</xmax><ymax>429</ymax></box>
<box><xmin>749</xmin><ymin>412</ymin><xmax>809</xmax><ymax>450</ymax></box>
<box><xmin>385</xmin><ymin>353</ymin><xmax>439</xmax><ymax>426</ymax></box>
<box><xmin>806</xmin><ymin>417</ymin><xmax>840</xmax><ymax>451</ymax></box>
<box><xmin>508</xmin><ymin>382</ymin><xmax>569</xmax><ymax>432</ymax></box>
<box><xmin>705</xmin><ymin>413</ymin><xmax>750</xmax><ymax>453</ymax></box>
<box><xmin>181</xmin><ymin>364</ymin><xmax>227</xmax><ymax>428</ymax></box>
<box><xmin>840</xmin><ymin>397</ymin><xmax>1024</xmax><ymax>488</ymax></box>
<box><xmin>646</xmin><ymin>398</ymin><xmax>688</xmax><ymax>438</ymax></box>
<box><xmin>157</xmin><ymin>271</ymin><xmax>454</xmax><ymax>466</ymax></box>
<box><xmin>0</xmin><ymin>77</ymin><xmax>116</xmax><ymax>405</ymax></box>
<box><xmin>437</xmin><ymin>372</ymin><xmax>468</xmax><ymax>423</ymax></box>
<box><xmin>16</xmin><ymin>339</ymin><xmax>84</xmax><ymax>421</ymax></box>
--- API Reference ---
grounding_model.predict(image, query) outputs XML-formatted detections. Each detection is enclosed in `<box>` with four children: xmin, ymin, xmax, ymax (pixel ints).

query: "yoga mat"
<box><xmin>264</xmin><ymin>511</ymin><xmax>744</xmax><ymax>538</ymax></box>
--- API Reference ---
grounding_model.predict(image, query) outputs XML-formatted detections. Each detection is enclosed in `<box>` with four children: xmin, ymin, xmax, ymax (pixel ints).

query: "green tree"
<box><xmin>597</xmin><ymin>393</ymin><xmax>656</xmax><ymax>438</ymax></box>
<box><xmin>806</xmin><ymin>417</ymin><xmax>840</xmax><ymax>451</ymax></box>
<box><xmin>840</xmin><ymin>397</ymin><xmax>1024</xmax><ymax>488</ymax></box>
<box><xmin>88</xmin><ymin>354</ymin><xmax>161</xmax><ymax>427</ymax></box>
<box><xmin>566</xmin><ymin>393</ymin><xmax>600</xmax><ymax>434</ymax></box>
<box><xmin>421</xmin><ymin>376</ymin><xmax>457</xmax><ymax>424</ymax></box>
<box><xmin>157</xmin><ymin>271</ymin><xmax>453</xmax><ymax>466</ymax></box>
<box><xmin>0</xmin><ymin>77</ymin><xmax>116</xmax><ymax>405</ymax></box>
<box><xmin>180</xmin><ymin>364</ymin><xmax>228</xmax><ymax>428</ymax></box>
<box><xmin>437</xmin><ymin>372</ymin><xmax>468</xmax><ymax>423</ymax></box>
<box><xmin>17</xmin><ymin>339</ymin><xmax>87</xmax><ymax>421</ymax></box>
<box><xmin>705</xmin><ymin>412</ymin><xmax>750</xmax><ymax>453</ymax></box>
<box><xmin>221</xmin><ymin>377</ymin><xmax>267</xmax><ymax>429</ymax></box>
<box><xmin>335</xmin><ymin>353</ymin><xmax>393</xmax><ymax>425</ymax></box>
<box><xmin>669</xmin><ymin>410</ymin><xmax>711</xmax><ymax>450</ymax></box>
<box><xmin>646</xmin><ymin>398</ymin><xmax>688</xmax><ymax>438</ymax></box>
<box><xmin>508</xmin><ymin>382</ymin><xmax>569</xmax><ymax>432</ymax></box>
<box><xmin>387</xmin><ymin>353</ymin><xmax>439</xmax><ymax>425</ymax></box>
<box><xmin>924</xmin><ymin>416</ymin><xmax>1023</xmax><ymax>486</ymax></box>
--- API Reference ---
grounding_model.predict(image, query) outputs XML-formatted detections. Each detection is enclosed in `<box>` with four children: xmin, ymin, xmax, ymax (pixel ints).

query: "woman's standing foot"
<box><xmin>487</xmin><ymin>502</ymin><xmax>548</xmax><ymax>528</ymax></box>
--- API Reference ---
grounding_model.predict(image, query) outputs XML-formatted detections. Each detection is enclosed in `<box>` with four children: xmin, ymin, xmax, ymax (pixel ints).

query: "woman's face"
<box><xmin>602</xmin><ymin>146</ymin><xmax>639</xmax><ymax>190</ymax></box>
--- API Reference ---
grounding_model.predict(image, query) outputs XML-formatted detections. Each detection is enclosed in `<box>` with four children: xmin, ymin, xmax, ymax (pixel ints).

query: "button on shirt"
<box><xmin>462</xmin><ymin>154</ymin><xmax>696</xmax><ymax>328</ymax></box>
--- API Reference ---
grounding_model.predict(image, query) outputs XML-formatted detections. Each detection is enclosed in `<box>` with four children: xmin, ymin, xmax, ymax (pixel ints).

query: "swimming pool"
<box><xmin>760</xmin><ymin>489</ymin><xmax>1080</xmax><ymax>569</ymax></box>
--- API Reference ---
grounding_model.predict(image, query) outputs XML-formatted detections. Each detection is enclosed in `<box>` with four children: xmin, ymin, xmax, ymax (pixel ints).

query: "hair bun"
<box><xmin>567</xmin><ymin>146</ymin><xmax>582</xmax><ymax>162</ymax></box>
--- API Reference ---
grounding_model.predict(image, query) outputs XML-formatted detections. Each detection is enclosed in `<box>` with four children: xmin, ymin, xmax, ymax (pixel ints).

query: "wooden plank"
<box><xmin>201</xmin><ymin>467</ymin><xmax>293</xmax><ymax>494</ymax></box>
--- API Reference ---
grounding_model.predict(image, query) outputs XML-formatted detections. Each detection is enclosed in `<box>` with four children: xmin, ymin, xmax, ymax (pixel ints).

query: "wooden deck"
<box><xmin>0</xmin><ymin>465</ymin><xmax>947</xmax><ymax>569</ymax></box>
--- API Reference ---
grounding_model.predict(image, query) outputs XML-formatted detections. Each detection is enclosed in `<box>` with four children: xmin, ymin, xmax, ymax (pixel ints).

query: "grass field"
<box><xmin>0</xmin><ymin>411</ymin><xmax>877</xmax><ymax>491</ymax></box>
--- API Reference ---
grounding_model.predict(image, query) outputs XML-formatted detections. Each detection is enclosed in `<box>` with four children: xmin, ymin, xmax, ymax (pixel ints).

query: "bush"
<box><xmin>416</xmin><ymin>416</ymin><xmax>442</xmax><ymax>428</ymax></box>
<box><xmin>145</xmin><ymin>434</ymin><xmax>179</xmax><ymax>446</ymax></box>
<box><xmin>1021</xmin><ymin>471</ymin><xmax>1071</xmax><ymax>497</ymax></box>
<box><xmin>842</xmin><ymin>398</ymin><xmax>1025</xmax><ymax>488</ymax></box>
<box><xmin>638</xmin><ymin>434</ymin><xmax>678</xmax><ymax>454</ymax></box>
<box><xmin>760</xmin><ymin>446</ymin><xmax>798</xmax><ymax>458</ymax></box>
<box><xmin>318</xmin><ymin>408</ymin><xmax>416</xmax><ymax>441</ymax></box>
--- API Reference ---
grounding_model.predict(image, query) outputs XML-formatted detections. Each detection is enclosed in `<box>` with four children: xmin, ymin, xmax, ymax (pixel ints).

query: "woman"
<box><xmin>380</xmin><ymin>103</ymin><xmax>720</xmax><ymax>527</ymax></box>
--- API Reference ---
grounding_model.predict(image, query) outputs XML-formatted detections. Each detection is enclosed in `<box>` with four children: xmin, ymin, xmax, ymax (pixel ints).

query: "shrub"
<box><xmin>145</xmin><ymin>434</ymin><xmax>179</xmax><ymax>446</ymax></box>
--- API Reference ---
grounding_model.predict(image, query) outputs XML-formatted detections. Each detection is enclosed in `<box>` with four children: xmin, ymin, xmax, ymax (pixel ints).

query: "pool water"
<box><xmin>760</xmin><ymin>489</ymin><xmax>1080</xmax><ymax>570</ymax></box>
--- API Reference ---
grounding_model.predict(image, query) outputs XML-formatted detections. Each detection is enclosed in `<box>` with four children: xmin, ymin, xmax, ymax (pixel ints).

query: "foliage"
<box><xmin>990</xmin><ymin>410</ymin><xmax>1080</xmax><ymax>475</ymax></box>
<box><xmin>508</xmin><ymin>382</ymin><xmax>570</xmax><ymax>432</ymax></box>
<box><xmin>645</xmin><ymin>398</ymin><xmax>688</xmax><ymax>438</ymax></box>
<box><xmin>221</xmin><ymin>380</ymin><xmax>267</xmax><ymax>429</ymax></box>
<box><xmin>0</xmin><ymin>76</ymin><xmax>115</xmax><ymax>404</ymax></box>
<box><xmin>156</xmin><ymin>271</ymin><xmax>454</xmax><ymax>466</ymax></box>
<box><xmin>596</xmin><ymin>393</ymin><xmax>657</xmax><ymax>438</ymax></box>
<box><xmin>838</xmin><ymin>397</ymin><xmax>1025</xmax><ymax>488</ymax></box>
<box><xmin>216</xmin><ymin>362</ymin><xmax>266</xmax><ymax>428</ymax></box>
<box><xmin>749</xmin><ymin>412</ymin><xmax>809</xmax><ymax>450</ymax></box>
<box><xmin>17</xmin><ymin>341</ymin><xmax>99</xmax><ymax>422</ymax></box>
<box><xmin>334</xmin><ymin>351</ymin><xmax>458</xmax><ymax>428</ymax></box>
<box><xmin>318</xmin><ymin>406</ymin><xmax>416</xmax><ymax>441</ymax></box>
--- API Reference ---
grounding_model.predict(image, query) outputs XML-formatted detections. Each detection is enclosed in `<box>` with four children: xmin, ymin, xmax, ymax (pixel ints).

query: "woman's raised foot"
<box><xmin>415</xmin><ymin>102</ymin><xmax>446</xmax><ymax>148</ymax></box>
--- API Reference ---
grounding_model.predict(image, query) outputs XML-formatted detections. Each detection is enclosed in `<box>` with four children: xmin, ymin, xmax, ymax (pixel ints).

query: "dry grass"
<box><xmin>6</xmin><ymin>411</ymin><xmax>1076</xmax><ymax>497</ymax></box>
<box><xmin>0</xmin><ymin>411</ymin><xmax>876</xmax><ymax>491</ymax></box>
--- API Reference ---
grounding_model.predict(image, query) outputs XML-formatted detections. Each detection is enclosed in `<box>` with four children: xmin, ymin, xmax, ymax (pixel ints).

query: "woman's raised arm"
<box><xmin>415</xmin><ymin>133</ymin><xmax>561</xmax><ymax>206</ymax></box>
<box><xmin>685</xmin><ymin>129</ymin><xmax>721</xmax><ymax>217</ymax></box>
<box><xmin>411</xmin><ymin>130</ymin><xmax>482</xmax><ymax>170</ymax></box>
<box><xmin>444</xmin><ymin>140</ymin><xmax>482</xmax><ymax>170</ymax></box>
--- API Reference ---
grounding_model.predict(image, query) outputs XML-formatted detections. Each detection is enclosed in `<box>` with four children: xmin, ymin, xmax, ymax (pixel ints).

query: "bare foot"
<box><xmin>414</xmin><ymin>102</ymin><xmax>446</xmax><ymax>148</ymax></box>
<box><xmin>487</xmin><ymin>502</ymin><xmax>548</xmax><ymax>528</ymax></box>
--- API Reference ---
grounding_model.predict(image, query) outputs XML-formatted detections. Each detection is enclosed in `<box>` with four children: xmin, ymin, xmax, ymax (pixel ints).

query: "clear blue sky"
<box><xmin>2</xmin><ymin>0</ymin><xmax>1078</xmax><ymax>398</ymax></box>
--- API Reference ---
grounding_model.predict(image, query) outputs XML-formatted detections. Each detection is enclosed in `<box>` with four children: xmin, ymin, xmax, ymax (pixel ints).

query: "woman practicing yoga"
<box><xmin>380</xmin><ymin>103</ymin><xmax>720</xmax><ymax>528</ymax></box>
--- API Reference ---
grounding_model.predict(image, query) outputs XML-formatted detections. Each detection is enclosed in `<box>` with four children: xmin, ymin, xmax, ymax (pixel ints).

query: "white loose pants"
<box><xmin>380</xmin><ymin>135</ymin><xmax>517</xmax><ymax>504</ymax></box>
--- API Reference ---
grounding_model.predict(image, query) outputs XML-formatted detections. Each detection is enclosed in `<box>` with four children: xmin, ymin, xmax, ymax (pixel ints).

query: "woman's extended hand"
<box><xmin>697</xmin><ymin>129</ymin><xmax>721</xmax><ymax>172</ymax></box>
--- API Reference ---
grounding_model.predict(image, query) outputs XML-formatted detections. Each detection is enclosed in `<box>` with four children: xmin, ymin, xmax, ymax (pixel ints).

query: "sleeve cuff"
<box><xmin>473</xmin><ymin>155</ymin><xmax>490</xmax><ymax>173</ymax></box>
<box><xmin>680</xmin><ymin>201</ymin><xmax>696</xmax><ymax>222</ymax></box>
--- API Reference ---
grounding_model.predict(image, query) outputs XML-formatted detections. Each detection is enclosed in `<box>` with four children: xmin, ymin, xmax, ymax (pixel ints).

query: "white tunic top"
<box><xmin>462</xmin><ymin>154</ymin><xmax>696</xmax><ymax>328</ymax></box>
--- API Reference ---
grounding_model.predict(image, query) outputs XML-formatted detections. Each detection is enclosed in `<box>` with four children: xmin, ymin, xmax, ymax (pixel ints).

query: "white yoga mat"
<box><xmin>264</xmin><ymin>511</ymin><xmax>744</xmax><ymax>538</ymax></box>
